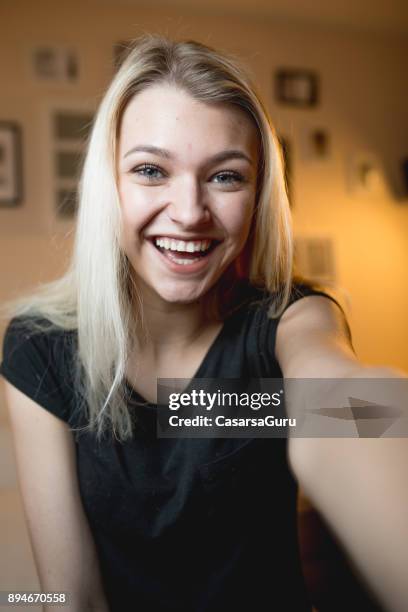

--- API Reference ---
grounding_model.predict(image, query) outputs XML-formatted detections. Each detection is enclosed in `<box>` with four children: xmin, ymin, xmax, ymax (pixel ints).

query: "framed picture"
<box><xmin>300</xmin><ymin>126</ymin><xmax>331</xmax><ymax>161</ymax></box>
<box><xmin>0</xmin><ymin>122</ymin><xmax>23</xmax><ymax>206</ymax></box>
<box><xmin>31</xmin><ymin>46</ymin><xmax>79</xmax><ymax>83</ymax></box>
<box><xmin>275</xmin><ymin>69</ymin><xmax>318</xmax><ymax>107</ymax></box>
<box><xmin>52</xmin><ymin>108</ymin><xmax>94</xmax><ymax>219</ymax></box>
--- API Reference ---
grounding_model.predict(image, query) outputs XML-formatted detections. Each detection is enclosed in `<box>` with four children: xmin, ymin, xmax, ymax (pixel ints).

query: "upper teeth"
<box><xmin>154</xmin><ymin>237</ymin><xmax>212</xmax><ymax>252</ymax></box>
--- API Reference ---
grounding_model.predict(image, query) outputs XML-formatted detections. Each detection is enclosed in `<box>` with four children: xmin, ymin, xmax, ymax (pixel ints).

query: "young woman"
<box><xmin>1</xmin><ymin>35</ymin><xmax>407</xmax><ymax>612</ymax></box>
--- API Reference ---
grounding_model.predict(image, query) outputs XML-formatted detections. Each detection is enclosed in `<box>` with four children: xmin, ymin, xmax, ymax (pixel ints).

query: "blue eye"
<box><xmin>131</xmin><ymin>163</ymin><xmax>165</xmax><ymax>180</ymax></box>
<box><xmin>212</xmin><ymin>171</ymin><xmax>244</xmax><ymax>185</ymax></box>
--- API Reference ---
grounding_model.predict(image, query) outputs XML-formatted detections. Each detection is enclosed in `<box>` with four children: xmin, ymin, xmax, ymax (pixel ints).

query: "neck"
<box><xmin>138</xmin><ymin>298</ymin><xmax>213</xmax><ymax>351</ymax></box>
<box><xmin>128</xmin><ymin>267</ymin><xmax>249</xmax><ymax>355</ymax></box>
<box><xmin>129</xmin><ymin>277</ymin><xmax>222</xmax><ymax>356</ymax></box>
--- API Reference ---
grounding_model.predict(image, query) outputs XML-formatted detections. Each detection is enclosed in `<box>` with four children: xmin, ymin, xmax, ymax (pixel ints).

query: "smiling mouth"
<box><xmin>150</xmin><ymin>237</ymin><xmax>221</xmax><ymax>260</ymax></box>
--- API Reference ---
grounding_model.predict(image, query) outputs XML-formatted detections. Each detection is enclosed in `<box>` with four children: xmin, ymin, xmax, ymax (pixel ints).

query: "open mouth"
<box><xmin>150</xmin><ymin>237</ymin><xmax>221</xmax><ymax>263</ymax></box>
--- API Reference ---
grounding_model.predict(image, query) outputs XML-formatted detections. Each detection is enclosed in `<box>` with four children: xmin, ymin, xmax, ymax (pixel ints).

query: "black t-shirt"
<box><xmin>0</xmin><ymin>283</ymin><xmax>342</xmax><ymax>611</ymax></box>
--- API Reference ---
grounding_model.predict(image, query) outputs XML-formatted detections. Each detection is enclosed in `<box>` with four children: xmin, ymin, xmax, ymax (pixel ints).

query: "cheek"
<box><xmin>118</xmin><ymin>184</ymin><xmax>147</xmax><ymax>255</ymax></box>
<box><xmin>219</xmin><ymin>198</ymin><xmax>255</xmax><ymax>242</ymax></box>
<box><xmin>119</xmin><ymin>181</ymin><xmax>141</xmax><ymax>218</ymax></box>
<box><xmin>119</xmin><ymin>182</ymin><xmax>156</xmax><ymax>235</ymax></box>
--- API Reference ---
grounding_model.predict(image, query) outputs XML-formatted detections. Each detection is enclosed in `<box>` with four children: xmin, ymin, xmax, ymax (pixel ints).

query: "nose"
<box><xmin>166</xmin><ymin>175</ymin><xmax>211</xmax><ymax>228</ymax></box>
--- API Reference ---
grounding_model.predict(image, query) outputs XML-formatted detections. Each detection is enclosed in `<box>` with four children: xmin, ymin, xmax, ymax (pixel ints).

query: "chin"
<box><xmin>156</xmin><ymin>285</ymin><xmax>207</xmax><ymax>305</ymax></box>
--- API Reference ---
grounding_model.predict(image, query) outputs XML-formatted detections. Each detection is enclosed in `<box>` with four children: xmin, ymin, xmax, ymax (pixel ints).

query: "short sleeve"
<box><xmin>0</xmin><ymin>316</ymin><xmax>73</xmax><ymax>424</ymax></box>
<box><xmin>263</xmin><ymin>282</ymin><xmax>353</xmax><ymax>366</ymax></box>
<box><xmin>286</xmin><ymin>282</ymin><xmax>343</xmax><ymax>308</ymax></box>
<box><xmin>285</xmin><ymin>282</ymin><xmax>352</xmax><ymax>341</ymax></box>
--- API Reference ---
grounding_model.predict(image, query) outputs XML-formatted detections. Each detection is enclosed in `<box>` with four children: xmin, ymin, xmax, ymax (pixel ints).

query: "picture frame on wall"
<box><xmin>31</xmin><ymin>46</ymin><xmax>79</xmax><ymax>83</ymax></box>
<box><xmin>52</xmin><ymin>108</ymin><xmax>94</xmax><ymax>219</ymax></box>
<box><xmin>300</xmin><ymin>125</ymin><xmax>331</xmax><ymax>161</ymax></box>
<box><xmin>0</xmin><ymin>121</ymin><xmax>23</xmax><ymax>206</ymax></box>
<box><xmin>275</xmin><ymin>69</ymin><xmax>318</xmax><ymax>107</ymax></box>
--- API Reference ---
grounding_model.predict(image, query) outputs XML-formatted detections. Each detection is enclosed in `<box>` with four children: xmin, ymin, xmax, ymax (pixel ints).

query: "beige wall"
<box><xmin>0</xmin><ymin>0</ymin><xmax>407</xmax><ymax>594</ymax></box>
<box><xmin>1</xmin><ymin>0</ymin><xmax>407</xmax><ymax>374</ymax></box>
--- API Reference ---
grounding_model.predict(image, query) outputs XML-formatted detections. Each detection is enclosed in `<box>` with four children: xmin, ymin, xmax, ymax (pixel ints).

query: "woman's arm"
<box><xmin>4</xmin><ymin>381</ymin><xmax>110</xmax><ymax>612</ymax></box>
<box><xmin>275</xmin><ymin>295</ymin><xmax>408</xmax><ymax>612</ymax></box>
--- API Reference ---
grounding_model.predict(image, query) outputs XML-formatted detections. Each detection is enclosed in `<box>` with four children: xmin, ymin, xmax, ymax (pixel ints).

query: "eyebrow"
<box><xmin>123</xmin><ymin>144</ymin><xmax>254</xmax><ymax>166</ymax></box>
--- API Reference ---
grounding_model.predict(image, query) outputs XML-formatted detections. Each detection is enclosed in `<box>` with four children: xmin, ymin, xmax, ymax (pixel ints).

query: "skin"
<box><xmin>117</xmin><ymin>83</ymin><xmax>259</xmax><ymax>351</ymax></box>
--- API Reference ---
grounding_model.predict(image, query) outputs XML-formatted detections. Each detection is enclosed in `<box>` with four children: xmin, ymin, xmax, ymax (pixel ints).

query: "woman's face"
<box><xmin>117</xmin><ymin>84</ymin><xmax>260</xmax><ymax>307</ymax></box>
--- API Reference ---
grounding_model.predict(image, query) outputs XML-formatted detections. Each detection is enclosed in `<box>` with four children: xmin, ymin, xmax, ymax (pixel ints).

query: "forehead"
<box><xmin>118</xmin><ymin>84</ymin><xmax>259</xmax><ymax>160</ymax></box>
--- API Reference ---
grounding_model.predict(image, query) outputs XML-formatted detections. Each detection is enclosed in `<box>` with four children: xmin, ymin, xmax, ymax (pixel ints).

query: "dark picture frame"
<box><xmin>52</xmin><ymin>109</ymin><xmax>94</xmax><ymax>219</ymax></box>
<box><xmin>275</xmin><ymin>69</ymin><xmax>319</xmax><ymax>107</ymax></box>
<box><xmin>0</xmin><ymin>121</ymin><xmax>23</xmax><ymax>206</ymax></box>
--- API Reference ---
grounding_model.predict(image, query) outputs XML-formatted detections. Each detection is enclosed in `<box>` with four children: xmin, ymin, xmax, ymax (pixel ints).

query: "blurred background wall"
<box><xmin>1</xmin><ymin>0</ymin><xmax>407</xmax><ymax>604</ymax></box>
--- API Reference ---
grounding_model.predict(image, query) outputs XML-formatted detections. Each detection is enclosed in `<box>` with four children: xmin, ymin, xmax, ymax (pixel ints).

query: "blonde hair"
<box><xmin>1</xmin><ymin>34</ymin><xmax>293</xmax><ymax>441</ymax></box>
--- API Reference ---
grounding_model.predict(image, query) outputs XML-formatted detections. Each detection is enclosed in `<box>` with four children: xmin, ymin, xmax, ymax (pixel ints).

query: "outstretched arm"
<box><xmin>275</xmin><ymin>295</ymin><xmax>408</xmax><ymax>612</ymax></box>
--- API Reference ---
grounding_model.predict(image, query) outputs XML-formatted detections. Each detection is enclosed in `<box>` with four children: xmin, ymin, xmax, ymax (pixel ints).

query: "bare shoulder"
<box><xmin>274</xmin><ymin>294</ymin><xmax>358</xmax><ymax>378</ymax></box>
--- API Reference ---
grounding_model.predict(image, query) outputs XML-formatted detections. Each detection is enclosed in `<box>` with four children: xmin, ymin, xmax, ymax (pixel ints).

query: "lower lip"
<box><xmin>149</xmin><ymin>240</ymin><xmax>219</xmax><ymax>274</ymax></box>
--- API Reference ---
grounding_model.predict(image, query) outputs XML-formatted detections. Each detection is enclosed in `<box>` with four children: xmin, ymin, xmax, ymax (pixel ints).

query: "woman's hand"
<box><xmin>275</xmin><ymin>294</ymin><xmax>408</xmax><ymax>612</ymax></box>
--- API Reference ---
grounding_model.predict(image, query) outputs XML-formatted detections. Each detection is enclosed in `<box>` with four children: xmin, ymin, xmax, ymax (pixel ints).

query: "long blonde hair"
<box><xmin>1</xmin><ymin>34</ymin><xmax>293</xmax><ymax>441</ymax></box>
